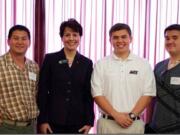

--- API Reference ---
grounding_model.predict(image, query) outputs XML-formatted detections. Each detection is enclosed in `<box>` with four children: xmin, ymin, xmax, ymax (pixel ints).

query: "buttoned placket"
<box><xmin>16</xmin><ymin>63</ymin><xmax>32</xmax><ymax>120</ymax></box>
<box><xmin>118</xmin><ymin>60</ymin><xmax>126</xmax><ymax>92</ymax></box>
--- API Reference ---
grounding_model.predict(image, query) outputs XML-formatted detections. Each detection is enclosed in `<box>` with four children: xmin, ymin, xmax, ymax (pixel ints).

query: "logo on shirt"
<box><xmin>129</xmin><ymin>70</ymin><xmax>138</xmax><ymax>74</ymax></box>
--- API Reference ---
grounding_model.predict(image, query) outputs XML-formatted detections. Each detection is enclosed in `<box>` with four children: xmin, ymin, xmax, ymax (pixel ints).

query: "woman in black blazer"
<box><xmin>37</xmin><ymin>19</ymin><xmax>94</xmax><ymax>134</ymax></box>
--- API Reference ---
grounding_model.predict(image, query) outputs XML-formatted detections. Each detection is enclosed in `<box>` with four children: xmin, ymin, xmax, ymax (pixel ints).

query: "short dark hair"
<box><xmin>59</xmin><ymin>18</ymin><xmax>83</xmax><ymax>37</ymax></box>
<box><xmin>164</xmin><ymin>24</ymin><xmax>180</xmax><ymax>37</ymax></box>
<box><xmin>8</xmin><ymin>25</ymin><xmax>31</xmax><ymax>39</ymax></box>
<box><xmin>109</xmin><ymin>23</ymin><xmax>132</xmax><ymax>37</ymax></box>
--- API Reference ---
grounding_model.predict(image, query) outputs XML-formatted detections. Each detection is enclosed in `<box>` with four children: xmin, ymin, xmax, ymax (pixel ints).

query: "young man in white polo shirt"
<box><xmin>91</xmin><ymin>23</ymin><xmax>156</xmax><ymax>134</ymax></box>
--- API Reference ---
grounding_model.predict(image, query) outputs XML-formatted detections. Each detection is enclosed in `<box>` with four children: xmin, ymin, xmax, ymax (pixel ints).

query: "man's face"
<box><xmin>8</xmin><ymin>30</ymin><xmax>30</xmax><ymax>56</ymax></box>
<box><xmin>165</xmin><ymin>30</ymin><xmax>180</xmax><ymax>56</ymax></box>
<box><xmin>110</xmin><ymin>29</ymin><xmax>132</xmax><ymax>57</ymax></box>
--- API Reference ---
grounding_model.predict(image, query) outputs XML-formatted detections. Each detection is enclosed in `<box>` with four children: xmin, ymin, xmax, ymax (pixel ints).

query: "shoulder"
<box><xmin>26</xmin><ymin>58</ymin><xmax>39</xmax><ymax>70</ymax></box>
<box><xmin>132</xmin><ymin>54</ymin><xmax>151</xmax><ymax>66</ymax></box>
<box><xmin>155</xmin><ymin>59</ymin><xmax>168</xmax><ymax>68</ymax></box>
<box><xmin>42</xmin><ymin>51</ymin><xmax>63</xmax><ymax>64</ymax></box>
<box><xmin>96</xmin><ymin>55</ymin><xmax>111</xmax><ymax>65</ymax></box>
<box><xmin>0</xmin><ymin>54</ymin><xmax>5</xmax><ymax>62</ymax></box>
<box><xmin>93</xmin><ymin>55</ymin><xmax>112</xmax><ymax>70</ymax></box>
<box><xmin>45</xmin><ymin>51</ymin><xmax>61</xmax><ymax>59</ymax></box>
<box><xmin>154</xmin><ymin>59</ymin><xmax>168</xmax><ymax>72</ymax></box>
<box><xmin>0</xmin><ymin>53</ymin><xmax>8</xmax><ymax>66</ymax></box>
<box><xmin>78</xmin><ymin>53</ymin><xmax>93</xmax><ymax>64</ymax></box>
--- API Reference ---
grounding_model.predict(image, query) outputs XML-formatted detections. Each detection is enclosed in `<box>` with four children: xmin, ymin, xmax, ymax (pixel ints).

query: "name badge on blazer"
<box><xmin>129</xmin><ymin>70</ymin><xmax>138</xmax><ymax>74</ymax></box>
<box><xmin>59</xmin><ymin>59</ymin><xmax>68</xmax><ymax>64</ymax></box>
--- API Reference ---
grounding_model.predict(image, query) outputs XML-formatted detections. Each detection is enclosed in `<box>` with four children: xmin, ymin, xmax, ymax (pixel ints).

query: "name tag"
<box><xmin>59</xmin><ymin>59</ymin><xmax>68</xmax><ymax>64</ymax></box>
<box><xmin>170</xmin><ymin>77</ymin><xmax>180</xmax><ymax>85</ymax></box>
<box><xmin>29</xmin><ymin>72</ymin><xmax>37</xmax><ymax>81</ymax></box>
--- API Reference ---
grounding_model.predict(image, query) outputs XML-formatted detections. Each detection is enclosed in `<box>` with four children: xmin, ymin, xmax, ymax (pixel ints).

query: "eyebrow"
<box><xmin>165</xmin><ymin>35</ymin><xmax>178</xmax><ymax>38</ymax></box>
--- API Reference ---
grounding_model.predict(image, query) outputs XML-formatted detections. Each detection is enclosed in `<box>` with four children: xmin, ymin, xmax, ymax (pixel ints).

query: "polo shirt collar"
<box><xmin>112</xmin><ymin>51</ymin><xmax>135</xmax><ymax>61</ymax></box>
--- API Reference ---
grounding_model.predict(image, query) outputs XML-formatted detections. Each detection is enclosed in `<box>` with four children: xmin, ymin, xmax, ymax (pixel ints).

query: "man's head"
<box><xmin>8</xmin><ymin>25</ymin><xmax>31</xmax><ymax>56</ymax></box>
<box><xmin>109</xmin><ymin>23</ymin><xmax>132</xmax><ymax>38</ymax></box>
<box><xmin>8</xmin><ymin>25</ymin><xmax>31</xmax><ymax>40</ymax></box>
<box><xmin>109</xmin><ymin>23</ymin><xmax>132</xmax><ymax>58</ymax></box>
<box><xmin>164</xmin><ymin>24</ymin><xmax>180</xmax><ymax>57</ymax></box>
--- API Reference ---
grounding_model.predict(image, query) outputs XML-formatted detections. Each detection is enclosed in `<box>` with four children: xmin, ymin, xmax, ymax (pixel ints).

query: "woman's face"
<box><xmin>61</xmin><ymin>27</ymin><xmax>81</xmax><ymax>51</ymax></box>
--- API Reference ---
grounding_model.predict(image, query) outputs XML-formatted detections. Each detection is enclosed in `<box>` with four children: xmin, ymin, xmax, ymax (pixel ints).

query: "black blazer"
<box><xmin>37</xmin><ymin>49</ymin><xmax>94</xmax><ymax>126</ymax></box>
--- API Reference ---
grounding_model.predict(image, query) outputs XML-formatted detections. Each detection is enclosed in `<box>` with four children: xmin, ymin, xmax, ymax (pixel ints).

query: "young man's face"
<box><xmin>8</xmin><ymin>30</ymin><xmax>30</xmax><ymax>56</ymax></box>
<box><xmin>165</xmin><ymin>30</ymin><xmax>180</xmax><ymax>56</ymax></box>
<box><xmin>61</xmin><ymin>27</ymin><xmax>81</xmax><ymax>52</ymax></box>
<box><xmin>110</xmin><ymin>29</ymin><xmax>132</xmax><ymax>57</ymax></box>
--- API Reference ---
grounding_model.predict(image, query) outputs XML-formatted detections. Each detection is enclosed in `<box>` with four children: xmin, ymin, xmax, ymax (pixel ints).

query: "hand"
<box><xmin>39</xmin><ymin>123</ymin><xmax>53</xmax><ymax>134</ymax></box>
<box><xmin>78</xmin><ymin>125</ymin><xmax>91</xmax><ymax>134</ymax></box>
<box><xmin>113</xmin><ymin>112</ymin><xmax>133</xmax><ymax>128</ymax></box>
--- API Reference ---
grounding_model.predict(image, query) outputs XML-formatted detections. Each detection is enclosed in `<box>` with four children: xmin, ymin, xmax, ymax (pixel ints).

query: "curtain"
<box><xmin>34</xmin><ymin>0</ymin><xmax>45</xmax><ymax>66</ymax></box>
<box><xmin>45</xmin><ymin>0</ymin><xmax>180</xmax><ymax>66</ymax></box>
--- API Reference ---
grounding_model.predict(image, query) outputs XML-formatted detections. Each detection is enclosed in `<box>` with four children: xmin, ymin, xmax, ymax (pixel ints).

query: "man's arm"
<box><xmin>130</xmin><ymin>96</ymin><xmax>153</xmax><ymax>116</ymax></box>
<box><xmin>94</xmin><ymin>96</ymin><xmax>133</xmax><ymax>128</ymax></box>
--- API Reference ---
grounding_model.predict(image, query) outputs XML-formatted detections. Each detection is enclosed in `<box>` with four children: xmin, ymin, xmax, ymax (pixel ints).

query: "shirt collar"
<box><xmin>112</xmin><ymin>51</ymin><xmax>135</xmax><ymax>61</ymax></box>
<box><xmin>5</xmin><ymin>51</ymin><xmax>29</xmax><ymax>67</ymax></box>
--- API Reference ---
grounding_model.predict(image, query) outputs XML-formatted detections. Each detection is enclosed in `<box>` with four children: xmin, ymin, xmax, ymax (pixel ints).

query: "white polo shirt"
<box><xmin>91</xmin><ymin>52</ymin><xmax>156</xmax><ymax>113</ymax></box>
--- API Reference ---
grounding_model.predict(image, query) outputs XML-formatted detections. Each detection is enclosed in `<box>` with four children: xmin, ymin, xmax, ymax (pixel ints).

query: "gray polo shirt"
<box><xmin>150</xmin><ymin>59</ymin><xmax>180</xmax><ymax>133</ymax></box>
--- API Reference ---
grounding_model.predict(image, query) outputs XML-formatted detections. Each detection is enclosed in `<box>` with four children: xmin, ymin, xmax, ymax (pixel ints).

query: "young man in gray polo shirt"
<box><xmin>149</xmin><ymin>24</ymin><xmax>180</xmax><ymax>133</ymax></box>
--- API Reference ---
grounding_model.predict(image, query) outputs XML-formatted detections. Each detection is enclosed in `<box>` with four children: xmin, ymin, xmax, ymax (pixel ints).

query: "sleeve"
<box><xmin>91</xmin><ymin>61</ymin><xmax>104</xmax><ymax>97</ymax></box>
<box><xmin>142</xmin><ymin>62</ymin><xmax>156</xmax><ymax>96</ymax></box>
<box><xmin>37</xmin><ymin>54</ymin><xmax>51</xmax><ymax>124</ymax></box>
<box><xmin>83</xmin><ymin>60</ymin><xmax>95</xmax><ymax>126</ymax></box>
